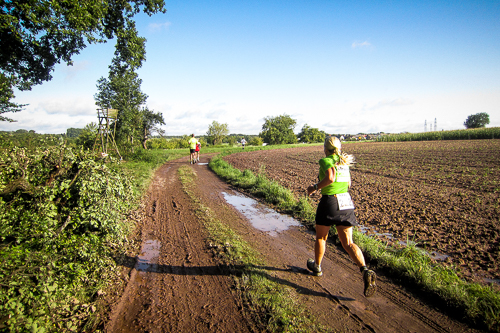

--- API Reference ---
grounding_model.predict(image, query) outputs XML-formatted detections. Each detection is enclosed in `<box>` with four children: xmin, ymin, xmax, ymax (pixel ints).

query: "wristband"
<box><xmin>313</xmin><ymin>183</ymin><xmax>318</xmax><ymax>191</ymax></box>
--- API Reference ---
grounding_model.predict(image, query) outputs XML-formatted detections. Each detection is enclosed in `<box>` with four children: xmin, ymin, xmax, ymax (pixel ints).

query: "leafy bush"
<box><xmin>146</xmin><ymin>136</ymin><xmax>193</xmax><ymax>149</ymax></box>
<box><xmin>0</xmin><ymin>145</ymin><xmax>135</xmax><ymax>332</ymax></box>
<box><xmin>249</xmin><ymin>137</ymin><xmax>264</xmax><ymax>146</ymax></box>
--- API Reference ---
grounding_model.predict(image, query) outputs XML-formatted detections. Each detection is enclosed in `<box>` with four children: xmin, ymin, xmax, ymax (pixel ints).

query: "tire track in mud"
<box><xmin>105</xmin><ymin>158</ymin><xmax>253</xmax><ymax>333</ymax></box>
<box><xmin>105</xmin><ymin>155</ymin><xmax>487</xmax><ymax>333</ymax></box>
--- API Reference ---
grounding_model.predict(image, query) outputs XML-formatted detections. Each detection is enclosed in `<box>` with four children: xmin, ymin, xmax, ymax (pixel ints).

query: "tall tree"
<box><xmin>464</xmin><ymin>112</ymin><xmax>490</xmax><ymax>129</ymax></box>
<box><xmin>0</xmin><ymin>0</ymin><xmax>166</xmax><ymax>120</ymax></box>
<box><xmin>207</xmin><ymin>121</ymin><xmax>229</xmax><ymax>145</ymax></box>
<box><xmin>297</xmin><ymin>124</ymin><xmax>326</xmax><ymax>143</ymax></box>
<box><xmin>94</xmin><ymin>20</ymin><xmax>163</xmax><ymax>149</ymax></box>
<box><xmin>259</xmin><ymin>114</ymin><xmax>297</xmax><ymax>145</ymax></box>
<box><xmin>141</xmin><ymin>108</ymin><xmax>165</xmax><ymax>149</ymax></box>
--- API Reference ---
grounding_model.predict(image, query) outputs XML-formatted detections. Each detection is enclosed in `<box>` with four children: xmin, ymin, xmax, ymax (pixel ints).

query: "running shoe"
<box><xmin>306</xmin><ymin>258</ymin><xmax>322</xmax><ymax>276</ymax></box>
<box><xmin>363</xmin><ymin>269</ymin><xmax>377</xmax><ymax>297</ymax></box>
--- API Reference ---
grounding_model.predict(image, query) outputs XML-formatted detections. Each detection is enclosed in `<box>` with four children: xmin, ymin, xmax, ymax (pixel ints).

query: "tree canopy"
<box><xmin>297</xmin><ymin>124</ymin><xmax>326</xmax><ymax>143</ymax></box>
<box><xmin>464</xmin><ymin>112</ymin><xmax>490</xmax><ymax>129</ymax></box>
<box><xmin>0</xmin><ymin>0</ymin><xmax>166</xmax><ymax>121</ymax></box>
<box><xmin>94</xmin><ymin>20</ymin><xmax>164</xmax><ymax>151</ymax></box>
<box><xmin>207</xmin><ymin>121</ymin><xmax>229</xmax><ymax>145</ymax></box>
<box><xmin>259</xmin><ymin>114</ymin><xmax>297</xmax><ymax>145</ymax></box>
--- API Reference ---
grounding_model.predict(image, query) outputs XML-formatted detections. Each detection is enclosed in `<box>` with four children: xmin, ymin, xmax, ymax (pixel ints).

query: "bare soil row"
<box><xmin>223</xmin><ymin>140</ymin><xmax>500</xmax><ymax>285</ymax></box>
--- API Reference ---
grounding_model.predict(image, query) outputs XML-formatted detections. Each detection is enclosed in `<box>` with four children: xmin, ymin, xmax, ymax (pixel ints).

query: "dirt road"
<box><xmin>103</xmin><ymin>155</ymin><xmax>486</xmax><ymax>332</ymax></box>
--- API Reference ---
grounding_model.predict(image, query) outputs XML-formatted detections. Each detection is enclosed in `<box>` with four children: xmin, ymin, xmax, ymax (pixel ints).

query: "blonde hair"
<box><xmin>324</xmin><ymin>136</ymin><xmax>355</xmax><ymax>166</ymax></box>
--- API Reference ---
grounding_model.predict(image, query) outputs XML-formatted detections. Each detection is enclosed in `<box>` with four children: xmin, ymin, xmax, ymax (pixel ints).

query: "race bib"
<box><xmin>337</xmin><ymin>192</ymin><xmax>355</xmax><ymax>210</ymax></box>
<box><xmin>336</xmin><ymin>165</ymin><xmax>350</xmax><ymax>183</ymax></box>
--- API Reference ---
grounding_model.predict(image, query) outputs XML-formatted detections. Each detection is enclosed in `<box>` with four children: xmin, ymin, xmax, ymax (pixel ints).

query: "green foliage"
<box><xmin>94</xmin><ymin>21</ymin><xmax>165</xmax><ymax>153</ymax></box>
<box><xmin>140</xmin><ymin>107</ymin><xmax>165</xmax><ymax>149</ymax></box>
<box><xmin>249</xmin><ymin>137</ymin><xmax>264</xmax><ymax>146</ymax></box>
<box><xmin>206</xmin><ymin>121</ymin><xmax>229</xmax><ymax>145</ymax></box>
<box><xmin>74</xmin><ymin>123</ymin><xmax>98</xmax><ymax>150</ymax></box>
<box><xmin>0</xmin><ymin>145</ymin><xmax>135</xmax><ymax>332</ymax></box>
<box><xmin>225</xmin><ymin>136</ymin><xmax>237</xmax><ymax>146</ymax></box>
<box><xmin>0</xmin><ymin>74</ymin><xmax>26</xmax><ymax>122</ymax></box>
<box><xmin>0</xmin><ymin>131</ymin><xmax>65</xmax><ymax>150</ymax></box>
<box><xmin>259</xmin><ymin>114</ymin><xmax>298</xmax><ymax>145</ymax></box>
<box><xmin>94</xmin><ymin>20</ymin><xmax>166</xmax><ymax>154</ymax></box>
<box><xmin>378</xmin><ymin>127</ymin><xmax>500</xmax><ymax>142</ymax></box>
<box><xmin>297</xmin><ymin>124</ymin><xmax>326</xmax><ymax>143</ymax></box>
<box><xmin>66</xmin><ymin>128</ymin><xmax>83</xmax><ymax>138</ymax></box>
<box><xmin>464</xmin><ymin>112</ymin><xmax>490</xmax><ymax>129</ymax></box>
<box><xmin>209</xmin><ymin>156</ymin><xmax>308</xmax><ymax>215</ymax></box>
<box><xmin>146</xmin><ymin>136</ymin><xmax>196</xmax><ymax>149</ymax></box>
<box><xmin>0</xmin><ymin>0</ymin><xmax>166</xmax><ymax>119</ymax></box>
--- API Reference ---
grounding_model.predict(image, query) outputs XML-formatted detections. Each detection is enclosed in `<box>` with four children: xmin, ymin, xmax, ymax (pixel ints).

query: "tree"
<box><xmin>94</xmin><ymin>20</ymin><xmax>163</xmax><ymax>151</ymax></box>
<box><xmin>259</xmin><ymin>114</ymin><xmax>297</xmax><ymax>145</ymax></box>
<box><xmin>75</xmin><ymin>122</ymin><xmax>98</xmax><ymax>149</ymax></box>
<box><xmin>66</xmin><ymin>128</ymin><xmax>83</xmax><ymax>138</ymax></box>
<box><xmin>249</xmin><ymin>137</ymin><xmax>263</xmax><ymax>146</ymax></box>
<box><xmin>1</xmin><ymin>75</ymin><xmax>26</xmax><ymax>122</ymax></box>
<box><xmin>464</xmin><ymin>112</ymin><xmax>490</xmax><ymax>129</ymax></box>
<box><xmin>141</xmin><ymin>108</ymin><xmax>165</xmax><ymax>149</ymax></box>
<box><xmin>0</xmin><ymin>0</ymin><xmax>166</xmax><ymax>120</ymax></box>
<box><xmin>207</xmin><ymin>121</ymin><xmax>229</xmax><ymax>145</ymax></box>
<box><xmin>297</xmin><ymin>124</ymin><xmax>326</xmax><ymax>143</ymax></box>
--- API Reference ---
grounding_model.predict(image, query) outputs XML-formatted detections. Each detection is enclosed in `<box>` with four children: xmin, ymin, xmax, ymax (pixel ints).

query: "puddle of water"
<box><xmin>484</xmin><ymin>278</ymin><xmax>500</xmax><ymax>286</ymax></box>
<box><xmin>197</xmin><ymin>162</ymin><xmax>208</xmax><ymax>165</ymax></box>
<box><xmin>222</xmin><ymin>192</ymin><xmax>300</xmax><ymax>236</ymax></box>
<box><xmin>137</xmin><ymin>239</ymin><xmax>161</xmax><ymax>272</ymax></box>
<box><xmin>429</xmin><ymin>251</ymin><xmax>449</xmax><ymax>261</ymax></box>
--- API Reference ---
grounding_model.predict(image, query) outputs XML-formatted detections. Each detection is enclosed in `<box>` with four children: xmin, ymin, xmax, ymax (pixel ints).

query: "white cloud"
<box><xmin>34</xmin><ymin>97</ymin><xmax>96</xmax><ymax>116</ymax></box>
<box><xmin>148</xmin><ymin>22</ymin><xmax>171</xmax><ymax>33</ymax></box>
<box><xmin>352</xmin><ymin>41</ymin><xmax>371</xmax><ymax>48</ymax></box>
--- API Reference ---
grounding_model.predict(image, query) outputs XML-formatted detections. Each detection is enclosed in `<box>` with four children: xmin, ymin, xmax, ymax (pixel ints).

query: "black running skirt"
<box><xmin>315</xmin><ymin>195</ymin><xmax>359</xmax><ymax>227</ymax></box>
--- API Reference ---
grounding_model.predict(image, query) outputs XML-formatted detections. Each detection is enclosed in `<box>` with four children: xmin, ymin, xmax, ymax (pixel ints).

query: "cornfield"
<box><xmin>377</xmin><ymin>127</ymin><xmax>500</xmax><ymax>142</ymax></box>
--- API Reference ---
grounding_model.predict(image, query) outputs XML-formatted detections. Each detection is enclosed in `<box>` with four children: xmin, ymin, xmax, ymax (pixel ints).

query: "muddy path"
<box><xmin>103</xmin><ymin>154</ymin><xmax>486</xmax><ymax>332</ymax></box>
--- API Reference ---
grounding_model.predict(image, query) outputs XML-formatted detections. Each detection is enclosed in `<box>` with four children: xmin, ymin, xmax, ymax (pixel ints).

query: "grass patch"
<box><xmin>116</xmin><ymin>149</ymin><xmax>187</xmax><ymax>195</ymax></box>
<box><xmin>178</xmin><ymin>166</ymin><xmax>327</xmax><ymax>332</ymax></box>
<box><xmin>209</xmin><ymin>154</ymin><xmax>500</xmax><ymax>331</ymax></box>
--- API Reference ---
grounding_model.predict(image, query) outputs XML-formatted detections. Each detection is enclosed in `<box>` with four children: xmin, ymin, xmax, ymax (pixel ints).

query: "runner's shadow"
<box><xmin>114</xmin><ymin>255</ymin><xmax>355</xmax><ymax>301</ymax></box>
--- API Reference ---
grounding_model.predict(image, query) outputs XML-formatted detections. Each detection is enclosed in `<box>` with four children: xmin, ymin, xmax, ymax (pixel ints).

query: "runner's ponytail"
<box><xmin>324</xmin><ymin>136</ymin><xmax>355</xmax><ymax>167</ymax></box>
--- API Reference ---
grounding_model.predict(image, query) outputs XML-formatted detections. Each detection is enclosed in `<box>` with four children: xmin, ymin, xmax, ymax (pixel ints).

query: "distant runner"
<box><xmin>195</xmin><ymin>141</ymin><xmax>201</xmax><ymax>162</ymax></box>
<box><xmin>188</xmin><ymin>134</ymin><xmax>199</xmax><ymax>164</ymax></box>
<box><xmin>241</xmin><ymin>138</ymin><xmax>247</xmax><ymax>149</ymax></box>
<box><xmin>305</xmin><ymin>136</ymin><xmax>377</xmax><ymax>297</ymax></box>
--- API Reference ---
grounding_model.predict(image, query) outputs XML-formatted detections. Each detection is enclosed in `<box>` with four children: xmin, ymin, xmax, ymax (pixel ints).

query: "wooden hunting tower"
<box><xmin>93</xmin><ymin>108</ymin><xmax>121</xmax><ymax>159</ymax></box>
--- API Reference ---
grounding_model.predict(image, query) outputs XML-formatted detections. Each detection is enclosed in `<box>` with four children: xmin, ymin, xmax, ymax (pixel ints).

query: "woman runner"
<box><xmin>306</xmin><ymin>136</ymin><xmax>376</xmax><ymax>297</ymax></box>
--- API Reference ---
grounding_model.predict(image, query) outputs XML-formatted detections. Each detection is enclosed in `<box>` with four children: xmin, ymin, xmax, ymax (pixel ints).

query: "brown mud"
<box><xmin>103</xmin><ymin>151</ymin><xmax>490</xmax><ymax>332</ymax></box>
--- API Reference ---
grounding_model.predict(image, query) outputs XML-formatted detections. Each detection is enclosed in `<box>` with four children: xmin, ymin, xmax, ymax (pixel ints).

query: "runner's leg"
<box><xmin>315</xmin><ymin>225</ymin><xmax>330</xmax><ymax>266</ymax></box>
<box><xmin>336</xmin><ymin>225</ymin><xmax>365</xmax><ymax>267</ymax></box>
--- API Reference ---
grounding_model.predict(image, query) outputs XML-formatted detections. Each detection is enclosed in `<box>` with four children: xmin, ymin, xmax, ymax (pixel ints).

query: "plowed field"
<box><xmin>223</xmin><ymin>140</ymin><xmax>500</xmax><ymax>285</ymax></box>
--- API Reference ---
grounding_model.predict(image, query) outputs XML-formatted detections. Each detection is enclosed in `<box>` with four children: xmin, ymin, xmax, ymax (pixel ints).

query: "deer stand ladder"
<box><xmin>93</xmin><ymin>108</ymin><xmax>122</xmax><ymax>159</ymax></box>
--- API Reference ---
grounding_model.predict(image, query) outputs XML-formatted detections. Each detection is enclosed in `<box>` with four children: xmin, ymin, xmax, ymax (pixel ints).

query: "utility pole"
<box><xmin>424</xmin><ymin>120</ymin><xmax>427</xmax><ymax>132</ymax></box>
<box><xmin>434</xmin><ymin>118</ymin><xmax>437</xmax><ymax>132</ymax></box>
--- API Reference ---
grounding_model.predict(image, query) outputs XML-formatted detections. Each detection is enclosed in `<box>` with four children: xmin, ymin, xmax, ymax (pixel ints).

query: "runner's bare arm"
<box><xmin>307</xmin><ymin>167</ymin><xmax>335</xmax><ymax>196</ymax></box>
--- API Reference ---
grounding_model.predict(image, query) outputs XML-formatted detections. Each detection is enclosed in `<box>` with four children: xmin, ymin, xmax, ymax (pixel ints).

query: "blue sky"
<box><xmin>2</xmin><ymin>0</ymin><xmax>499</xmax><ymax>135</ymax></box>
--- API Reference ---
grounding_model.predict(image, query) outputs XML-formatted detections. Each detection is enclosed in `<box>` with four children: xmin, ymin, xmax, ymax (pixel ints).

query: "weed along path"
<box><xmin>104</xmin><ymin>154</ymin><xmax>485</xmax><ymax>333</ymax></box>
